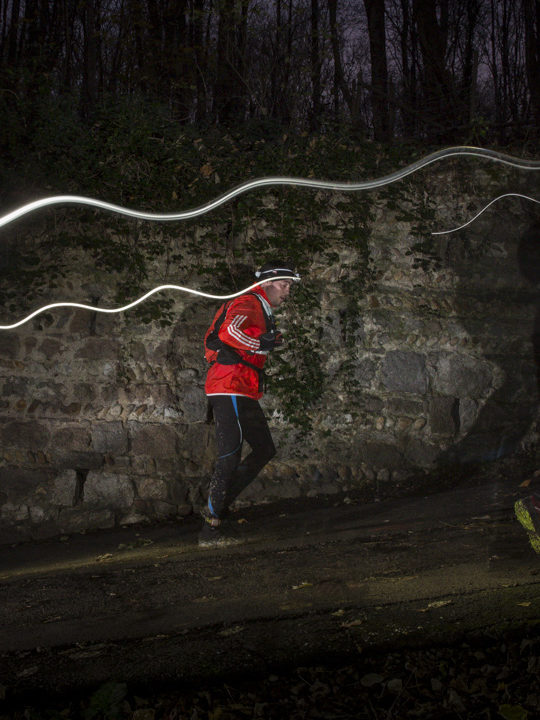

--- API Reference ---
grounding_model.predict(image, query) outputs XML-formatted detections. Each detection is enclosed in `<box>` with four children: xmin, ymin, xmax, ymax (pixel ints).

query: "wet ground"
<box><xmin>0</xmin><ymin>463</ymin><xmax>539</xmax><ymax>716</ymax></box>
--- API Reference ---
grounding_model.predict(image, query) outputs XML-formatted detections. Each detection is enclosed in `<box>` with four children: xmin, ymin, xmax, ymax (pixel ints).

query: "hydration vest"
<box><xmin>204</xmin><ymin>292</ymin><xmax>275</xmax><ymax>391</ymax></box>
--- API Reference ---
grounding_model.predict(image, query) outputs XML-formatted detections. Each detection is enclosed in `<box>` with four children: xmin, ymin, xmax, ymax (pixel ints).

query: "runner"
<box><xmin>199</xmin><ymin>261</ymin><xmax>300</xmax><ymax>547</ymax></box>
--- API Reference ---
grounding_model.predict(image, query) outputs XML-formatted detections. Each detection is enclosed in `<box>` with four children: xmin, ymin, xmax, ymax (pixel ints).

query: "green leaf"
<box><xmin>498</xmin><ymin>705</ymin><xmax>529</xmax><ymax>720</ymax></box>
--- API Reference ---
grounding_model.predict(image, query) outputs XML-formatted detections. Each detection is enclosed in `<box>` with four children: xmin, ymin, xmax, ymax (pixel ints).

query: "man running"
<box><xmin>199</xmin><ymin>261</ymin><xmax>299</xmax><ymax>547</ymax></box>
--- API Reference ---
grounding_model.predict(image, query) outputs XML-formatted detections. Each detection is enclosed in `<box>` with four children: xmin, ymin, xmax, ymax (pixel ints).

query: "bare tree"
<box><xmin>523</xmin><ymin>0</ymin><xmax>540</xmax><ymax>129</ymax></box>
<box><xmin>6</xmin><ymin>0</ymin><xmax>21</xmax><ymax>67</ymax></box>
<box><xmin>80</xmin><ymin>0</ymin><xmax>99</xmax><ymax>119</ymax></box>
<box><xmin>0</xmin><ymin>0</ymin><xmax>536</xmax><ymax>138</ymax></box>
<box><xmin>364</xmin><ymin>0</ymin><xmax>390</xmax><ymax>140</ymax></box>
<box><xmin>310</xmin><ymin>0</ymin><xmax>322</xmax><ymax>128</ymax></box>
<box><xmin>214</xmin><ymin>0</ymin><xmax>250</xmax><ymax>123</ymax></box>
<box><xmin>328</xmin><ymin>0</ymin><xmax>358</xmax><ymax>126</ymax></box>
<box><xmin>413</xmin><ymin>0</ymin><xmax>465</xmax><ymax>139</ymax></box>
<box><xmin>396</xmin><ymin>0</ymin><xmax>419</xmax><ymax>136</ymax></box>
<box><xmin>191</xmin><ymin>0</ymin><xmax>210</xmax><ymax>122</ymax></box>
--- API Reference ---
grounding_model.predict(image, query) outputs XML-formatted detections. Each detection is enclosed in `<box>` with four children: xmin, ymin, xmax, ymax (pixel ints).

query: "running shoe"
<box><xmin>198</xmin><ymin>523</ymin><xmax>242</xmax><ymax>548</ymax></box>
<box><xmin>200</xmin><ymin>505</ymin><xmax>221</xmax><ymax>527</ymax></box>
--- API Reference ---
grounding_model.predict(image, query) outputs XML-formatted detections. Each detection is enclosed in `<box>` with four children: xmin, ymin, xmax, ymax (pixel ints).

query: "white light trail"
<box><xmin>0</xmin><ymin>277</ymin><xmax>300</xmax><ymax>330</ymax></box>
<box><xmin>1</xmin><ymin>145</ymin><xmax>538</xmax><ymax>331</ymax></box>
<box><xmin>431</xmin><ymin>193</ymin><xmax>540</xmax><ymax>235</ymax></box>
<box><xmin>1</xmin><ymin>146</ymin><xmax>539</xmax><ymax>229</ymax></box>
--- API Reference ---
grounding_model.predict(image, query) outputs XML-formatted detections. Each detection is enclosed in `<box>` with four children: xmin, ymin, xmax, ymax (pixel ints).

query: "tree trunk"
<box><xmin>310</xmin><ymin>0</ymin><xmax>321</xmax><ymax>129</ymax></box>
<box><xmin>213</xmin><ymin>0</ymin><xmax>250</xmax><ymax>123</ymax></box>
<box><xmin>191</xmin><ymin>0</ymin><xmax>208</xmax><ymax>122</ymax></box>
<box><xmin>270</xmin><ymin>0</ymin><xmax>291</xmax><ymax>123</ymax></box>
<box><xmin>523</xmin><ymin>0</ymin><xmax>540</xmax><ymax>130</ymax></box>
<box><xmin>80</xmin><ymin>0</ymin><xmax>99</xmax><ymax>120</ymax></box>
<box><xmin>7</xmin><ymin>0</ymin><xmax>21</xmax><ymax>66</ymax></box>
<box><xmin>412</xmin><ymin>0</ymin><xmax>456</xmax><ymax>141</ymax></box>
<box><xmin>460</xmin><ymin>0</ymin><xmax>480</xmax><ymax>130</ymax></box>
<box><xmin>398</xmin><ymin>0</ymin><xmax>418</xmax><ymax>136</ymax></box>
<box><xmin>363</xmin><ymin>0</ymin><xmax>390</xmax><ymax>141</ymax></box>
<box><xmin>328</xmin><ymin>0</ymin><xmax>364</xmax><ymax>133</ymax></box>
<box><xmin>164</xmin><ymin>0</ymin><xmax>191</xmax><ymax>116</ymax></box>
<box><xmin>270</xmin><ymin>0</ymin><xmax>281</xmax><ymax>116</ymax></box>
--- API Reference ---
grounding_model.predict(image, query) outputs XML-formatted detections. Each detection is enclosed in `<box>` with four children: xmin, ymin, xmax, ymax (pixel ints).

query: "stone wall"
<box><xmin>1</xmin><ymin>161</ymin><xmax>539</xmax><ymax>542</ymax></box>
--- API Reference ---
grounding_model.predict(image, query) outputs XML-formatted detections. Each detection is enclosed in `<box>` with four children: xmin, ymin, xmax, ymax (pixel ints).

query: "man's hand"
<box><xmin>259</xmin><ymin>330</ymin><xmax>283</xmax><ymax>351</ymax></box>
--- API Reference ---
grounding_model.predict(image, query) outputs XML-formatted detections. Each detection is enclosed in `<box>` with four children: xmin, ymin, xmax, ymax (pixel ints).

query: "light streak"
<box><xmin>0</xmin><ymin>146</ymin><xmax>539</xmax><ymax>229</ymax></box>
<box><xmin>1</xmin><ymin>146</ymin><xmax>538</xmax><ymax>331</ymax></box>
<box><xmin>431</xmin><ymin>193</ymin><xmax>540</xmax><ymax>235</ymax></box>
<box><xmin>0</xmin><ymin>277</ymin><xmax>300</xmax><ymax>330</ymax></box>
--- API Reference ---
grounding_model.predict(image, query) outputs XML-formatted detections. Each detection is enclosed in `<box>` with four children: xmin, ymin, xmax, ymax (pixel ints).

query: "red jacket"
<box><xmin>204</xmin><ymin>286</ymin><xmax>274</xmax><ymax>400</ymax></box>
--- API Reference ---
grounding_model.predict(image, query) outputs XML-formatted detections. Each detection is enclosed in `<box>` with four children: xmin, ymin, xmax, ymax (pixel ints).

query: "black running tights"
<box><xmin>207</xmin><ymin>395</ymin><xmax>276</xmax><ymax>519</ymax></box>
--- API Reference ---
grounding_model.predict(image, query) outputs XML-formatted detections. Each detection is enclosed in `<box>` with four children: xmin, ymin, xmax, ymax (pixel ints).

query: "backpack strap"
<box><xmin>205</xmin><ymin>292</ymin><xmax>274</xmax><ymax>393</ymax></box>
<box><xmin>205</xmin><ymin>292</ymin><xmax>274</xmax><ymax>354</ymax></box>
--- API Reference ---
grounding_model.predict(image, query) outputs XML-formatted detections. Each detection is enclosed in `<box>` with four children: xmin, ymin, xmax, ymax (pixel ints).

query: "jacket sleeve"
<box><xmin>217</xmin><ymin>295</ymin><xmax>264</xmax><ymax>354</ymax></box>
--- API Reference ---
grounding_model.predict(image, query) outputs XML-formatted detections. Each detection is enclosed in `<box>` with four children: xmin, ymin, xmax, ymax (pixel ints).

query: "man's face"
<box><xmin>264</xmin><ymin>279</ymin><xmax>294</xmax><ymax>307</ymax></box>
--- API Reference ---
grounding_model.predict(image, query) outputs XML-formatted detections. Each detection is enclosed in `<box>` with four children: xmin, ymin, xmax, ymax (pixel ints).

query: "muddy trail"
<box><xmin>0</xmin><ymin>466</ymin><xmax>539</xmax><ymax>718</ymax></box>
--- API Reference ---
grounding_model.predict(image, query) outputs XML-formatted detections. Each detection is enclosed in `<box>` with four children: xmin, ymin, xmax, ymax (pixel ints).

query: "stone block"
<box><xmin>154</xmin><ymin>384</ymin><xmax>179</xmax><ymax>408</ymax></box>
<box><xmin>382</xmin><ymin>351</ymin><xmax>427</xmax><ymax>394</ymax></box>
<box><xmin>402</xmin><ymin>440</ymin><xmax>441</xmax><ymax>467</ymax></box>
<box><xmin>458</xmin><ymin>397</ymin><xmax>479</xmax><ymax>435</ymax></box>
<box><xmin>38</xmin><ymin>338</ymin><xmax>62</xmax><ymax>360</ymax></box>
<box><xmin>31</xmin><ymin>375</ymin><xmax>65</xmax><ymax>402</ymax></box>
<box><xmin>24</xmin><ymin>337</ymin><xmax>37</xmax><ymax>354</ymax></box>
<box><xmin>134</xmin><ymin>476</ymin><xmax>169</xmax><ymax>501</ymax></box>
<box><xmin>84</xmin><ymin>471</ymin><xmax>135</xmax><ymax>509</ymax></box>
<box><xmin>92</xmin><ymin>421</ymin><xmax>128</xmax><ymax>454</ymax></box>
<box><xmin>68</xmin><ymin>311</ymin><xmax>93</xmax><ymax>334</ymax></box>
<box><xmin>387</xmin><ymin>397</ymin><xmax>424</xmax><ymax>415</ymax></box>
<box><xmin>130</xmin><ymin>422</ymin><xmax>179</xmax><ymax>458</ymax></box>
<box><xmin>118</xmin><ymin>508</ymin><xmax>150</xmax><ymax>526</ymax></box>
<box><xmin>0</xmin><ymin>333</ymin><xmax>20</xmax><ymax>360</ymax></box>
<box><xmin>147</xmin><ymin>340</ymin><xmax>169</xmax><ymax>364</ymax></box>
<box><xmin>359</xmin><ymin>395</ymin><xmax>385</xmax><ymax>413</ymax></box>
<box><xmin>51</xmin><ymin>450</ymin><xmax>104</xmax><ymax>471</ymax></box>
<box><xmin>179</xmin><ymin>386</ymin><xmax>206</xmax><ymax>423</ymax></box>
<box><xmin>50</xmin><ymin>469</ymin><xmax>78</xmax><ymax>507</ymax></box>
<box><xmin>74</xmin><ymin>383</ymin><xmax>98</xmax><ymax>403</ymax></box>
<box><xmin>2</xmin><ymin>377</ymin><xmax>29</xmax><ymax>397</ymax></box>
<box><xmin>52</xmin><ymin>424</ymin><xmax>91</xmax><ymax>452</ymax></box>
<box><xmin>354</xmin><ymin>358</ymin><xmax>377</xmax><ymax>387</ymax></box>
<box><xmin>178</xmin><ymin>423</ymin><xmax>214</xmax><ymax>464</ymax></box>
<box><xmin>0</xmin><ymin>420</ymin><xmax>50</xmax><ymax>449</ymax></box>
<box><xmin>149</xmin><ymin>500</ymin><xmax>177</xmax><ymax>518</ymax></box>
<box><xmin>429</xmin><ymin>396</ymin><xmax>459</xmax><ymax>436</ymax></box>
<box><xmin>430</xmin><ymin>352</ymin><xmax>493</xmax><ymax>398</ymax></box>
<box><xmin>1</xmin><ymin>501</ymin><xmax>30</xmax><ymax>522</ymax></box>
<box><xmin>76</xmin><ymin>337</ymin><xmax>120</xmax><ymax>361</ymax></box>
<box><xmin>130</xmin><ymin>456</ymin><xmax>156</xmax><ymax>476</ymax></box>
<box><xmin>58</xmin><ymin>507</ymin><xmax>116</xmax><ymax>533</ymax></box>
<box><xmin>127</xmin><ymin>341</ymin><xmax>147</xmax><ymax>362</ymax></box>
<box><xmin>320</xmin><ymin>311</ymin><xmax>344</xmax><ymax>346</ymax></box>
<box><xmin>29</xmin><ymin>504</ymin><xmax>58</xmax><ymax>523</ymax></box>
<box><xmin>358</xmin><ymin>442</ymin><xmax>404</xmax><ymax>470</ymax></box>
<box><xmin>0</xmin><ymin>466</ymin><xmax>54</xmax><ymax>503</ymax></box>
<box><xmin>100</xmin><ymin>384</ymin><xmax>122</xmax><ymax>403</ymax></box>
<box><xmin>106</xmin><ymin>455</ymin><xmax>130</xmax><ymax>472</ymax></box>
<box><xmin>154</xmin><ymin>457</ymin><xmax>181</xmax><ymax>474</ymax></box>
<box><xmin>94</xmin><ymin>313</ymin><xmax>120</xmax><ymax>336</ymax></box>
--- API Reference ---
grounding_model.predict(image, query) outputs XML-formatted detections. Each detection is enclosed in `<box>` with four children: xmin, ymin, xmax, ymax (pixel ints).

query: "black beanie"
<box><xmin>255</xmin><ymin>261</ymin><xmax>300</xmax><ymax>281</ymax></box>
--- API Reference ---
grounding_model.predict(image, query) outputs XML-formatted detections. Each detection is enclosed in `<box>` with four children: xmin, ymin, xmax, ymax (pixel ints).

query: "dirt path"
<box><xmin>1</xmin><ymin>477</ymin><xmax>539</xmax><ymax>700</ymax></box>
